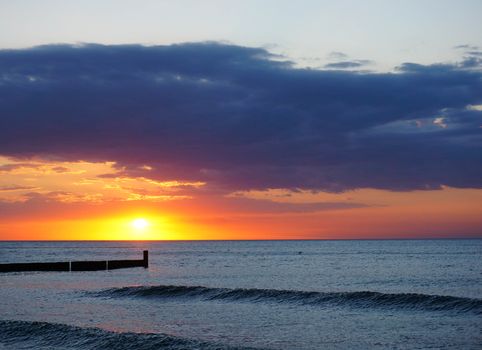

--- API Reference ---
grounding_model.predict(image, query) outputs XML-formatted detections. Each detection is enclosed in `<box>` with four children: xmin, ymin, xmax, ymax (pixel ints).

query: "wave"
<box><xmin>91</xmin><ymin>285</ymin><xmax>482</xmax><ymax>314</ymax></box>
<box><xmin>0</xmin><ymin>320</ymin><xmax>260</xmax><ymax>350</ymax></box>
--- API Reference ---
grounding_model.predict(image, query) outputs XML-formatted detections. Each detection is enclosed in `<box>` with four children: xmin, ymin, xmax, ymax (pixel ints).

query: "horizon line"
<box><xmin>1</xmin><ymin>237</ymin><xmax>481</xmax><ymax>242</ymax></box>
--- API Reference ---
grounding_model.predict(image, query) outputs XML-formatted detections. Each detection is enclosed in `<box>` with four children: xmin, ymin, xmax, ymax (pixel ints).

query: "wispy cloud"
<box><xmin>0</xmin><ymin>185</ymin><xmax>37</xmax><ymax>192</ymax></box>
<box><xmin>324</xmin><ymin>59</ymin><xmax>373</xmax><ymax>69</ymax></box>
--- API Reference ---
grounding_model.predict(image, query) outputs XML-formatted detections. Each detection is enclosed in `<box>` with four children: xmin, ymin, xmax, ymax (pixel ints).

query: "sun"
<box><xmin>131</xmin><ymin>218</ymin><xmax>149</xmax><ymax>230</ymax></box>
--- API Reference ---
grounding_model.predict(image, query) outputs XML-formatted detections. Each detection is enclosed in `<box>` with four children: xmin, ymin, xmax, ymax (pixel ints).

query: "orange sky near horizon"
<box><xmin>0</xmin><ymin>156</ymin><xmax>481</xmax><ymax>240</ymax></box>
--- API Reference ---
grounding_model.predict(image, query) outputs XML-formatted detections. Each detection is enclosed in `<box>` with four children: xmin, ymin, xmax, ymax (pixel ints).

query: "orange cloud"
<box><xmin>0</xmin><ymin>156</ymin><xmax>204</xmax><ymax>204</ymax></box>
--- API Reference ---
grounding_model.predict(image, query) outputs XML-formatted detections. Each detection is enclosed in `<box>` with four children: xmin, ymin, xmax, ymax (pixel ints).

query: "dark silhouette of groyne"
<box><xmin>0</xmin><ymin>250</ymin><xmax>148</xmax><ymax>272</ymax></box>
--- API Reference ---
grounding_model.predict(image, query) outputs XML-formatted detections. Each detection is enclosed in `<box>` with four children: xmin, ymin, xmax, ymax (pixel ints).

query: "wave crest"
<box><xmin>92</xmin><ymin>285</ymin><xmax>482</xmax><ymax>314</ymax></box>
<box><xmin>0</xmin><ymin>320</ymin><xmax>258</xmax><ymax>350</ymax></box>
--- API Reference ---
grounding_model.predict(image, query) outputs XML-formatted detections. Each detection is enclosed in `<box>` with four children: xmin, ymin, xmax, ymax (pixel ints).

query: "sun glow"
<box><xmin>131</xmin><ymin>218</ymin><xmax>149</xmax><ymax>230</ymax></box>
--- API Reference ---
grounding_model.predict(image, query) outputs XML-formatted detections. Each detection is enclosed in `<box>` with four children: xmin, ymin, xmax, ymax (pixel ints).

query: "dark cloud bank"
<box><xmin>0</xmin><ymin>43</ymin><xmax>481</xmax><ymax>193</ymax></box>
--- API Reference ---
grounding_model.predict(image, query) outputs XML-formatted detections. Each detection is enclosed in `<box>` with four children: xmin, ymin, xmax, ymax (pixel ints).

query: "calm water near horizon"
<box><xmin>0</xmin><ymin>240</ymin><xmax>481</xmax><ymax>349</ymax></box>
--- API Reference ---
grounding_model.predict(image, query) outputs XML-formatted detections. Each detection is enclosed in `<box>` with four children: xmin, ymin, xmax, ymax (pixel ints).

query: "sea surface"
<box><xmin>0</xmin><ymin>240</ymin><xmax>481</xmax><ymax>349</ymax></box>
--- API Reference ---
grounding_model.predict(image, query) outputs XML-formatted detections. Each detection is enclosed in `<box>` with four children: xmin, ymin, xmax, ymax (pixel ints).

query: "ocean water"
<box><xmin>0</xmin><ymin>240</ymin><xmax>481</xmax><ymax>349</ymax></box>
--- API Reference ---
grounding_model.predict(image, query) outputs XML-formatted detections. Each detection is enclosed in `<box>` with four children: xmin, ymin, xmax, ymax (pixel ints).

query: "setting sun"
<box><xmin>131</xmin><ymin>218</ymin><xmax>149</xmax><ymax>230</ymax></box>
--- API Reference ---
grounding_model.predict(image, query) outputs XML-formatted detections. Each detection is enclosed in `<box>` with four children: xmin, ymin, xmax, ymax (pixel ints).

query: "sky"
<box><xmin>0</xmin><ymin>0</ymin><xmax>481</xmax><ymax>240</ymax></box>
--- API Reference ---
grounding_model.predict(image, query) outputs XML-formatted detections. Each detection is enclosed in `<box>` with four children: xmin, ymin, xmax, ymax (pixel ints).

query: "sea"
<box><xmin>0</xmin><ymin>240</ymin><xmax>481</xmax><ymax>349</ymax></box>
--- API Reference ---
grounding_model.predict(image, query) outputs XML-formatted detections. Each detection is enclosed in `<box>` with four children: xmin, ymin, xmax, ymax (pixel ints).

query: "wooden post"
<box><xmin>143</xmin><ymin>250</ymin><xmax>149</xmax><ymax>268</ymax></box>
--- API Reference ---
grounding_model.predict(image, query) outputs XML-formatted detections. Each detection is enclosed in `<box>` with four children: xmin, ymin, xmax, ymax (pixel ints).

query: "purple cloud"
<box><xmin>0</xmin><ymin>43</ymin><xmax>481</xmax><ymax>192</ymax></box>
